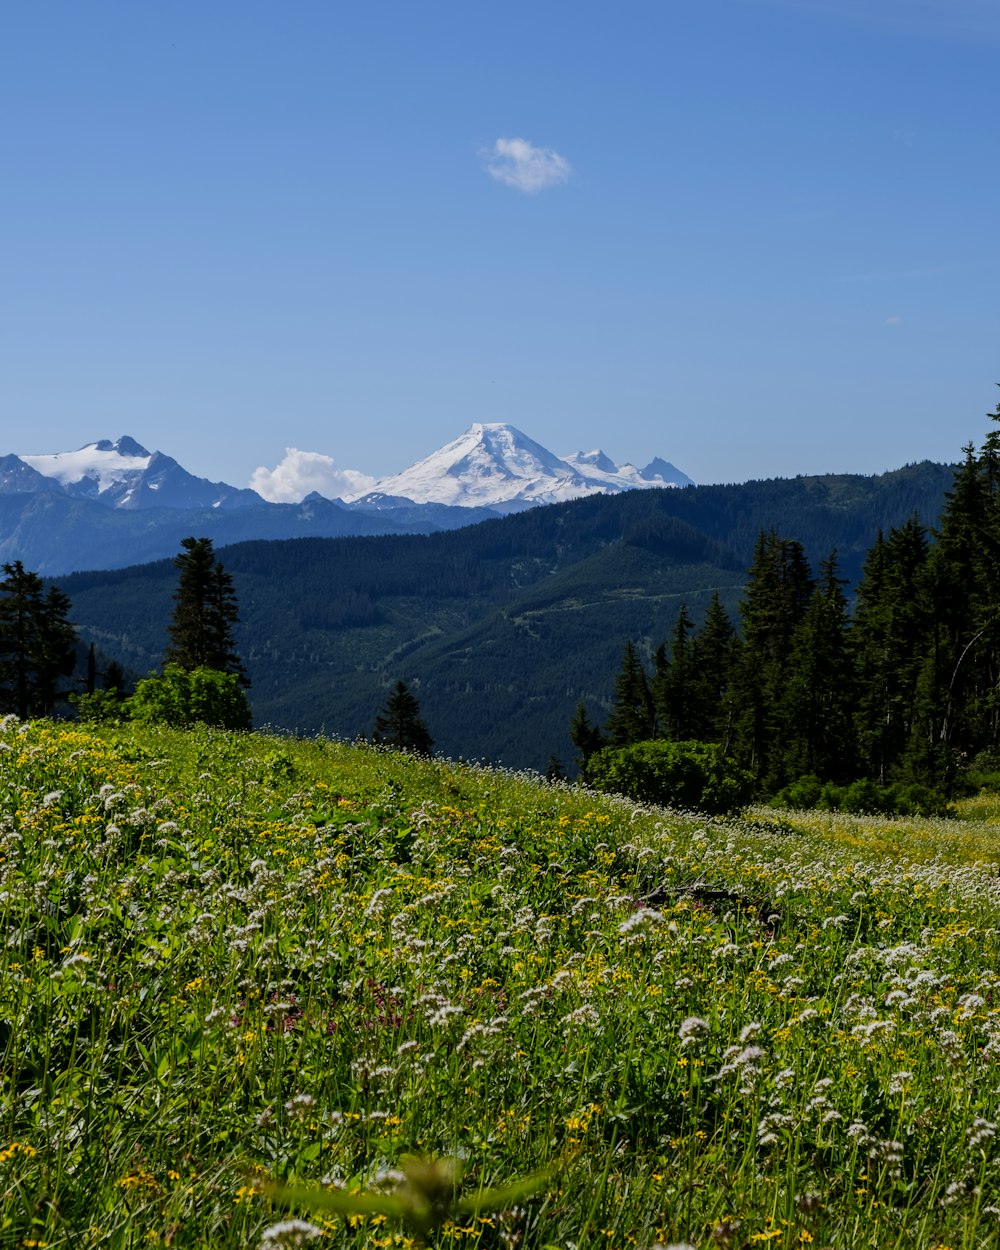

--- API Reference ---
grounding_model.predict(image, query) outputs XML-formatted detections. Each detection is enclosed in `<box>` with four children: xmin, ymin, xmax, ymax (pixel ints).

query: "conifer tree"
<box><xmin>850</xmin><ymin>519</ymin><xmax>930</xmax><ymax>782</ymax></box>
<box><xmin>690</xmin><ymin>592</ymin><xmax>740</xmax><ymax>748</ymax></box>
<box><xmin>103</xmin><ymin>659</ymin><xmax>128</xmax><ymax>697</ymax></box>
<box><xmin>604</xmin><ymin>641</ymin><xmax>655</xmax><ymax>746</ymax></box>
<box><xmin>569</xmin><ymin>702</ymin><xmax>605</xmax><ymax>773</ymax></box>
<box><xmin>653</xmin><ymin>605</ymin><xmax>699</xmax><ymax>740</ymax></box>
<box><xmin>900</xmin><ymin>423</ymin><xmax>1000</xmax><ymax>785</ymax></box>
<box><xmin>373</xmin><ymin>680</ymin><xmax>434</xmax><ymax>755</ymax></box>
<box><xmin>166</xmin><ymin>537</ymin><xmax>248</xmax><ymax>684</ymax></box>
<box><xmin>778</xmin><ymin>552</ymin><xmax>855</xmax><ymax>786</ymax></box>
<box><xmin>732</xmin><ymin>532</ymin><xmax>814</xmax><ymax>780</ymax></box>
<box><xmin>0</xmin><ymin>561</ymin><xmax>77</xmax><ymax>719</ymax></box>
<box><xmin>545</xmin><ymin>754</ymin><xmax>566</xmax><ymax>782</ymax></box>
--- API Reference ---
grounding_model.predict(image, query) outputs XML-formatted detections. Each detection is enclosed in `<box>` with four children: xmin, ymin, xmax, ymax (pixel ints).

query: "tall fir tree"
<box><xmin>165</xmin><ymin>537</ymin><xmax>248</xmax><ymax>684</ymax></box>
<box><xmin>653</xmin><ymin>605</ymin><xmax>700</xmax><ymax>740</ymax></box>
<box><xmin>850</xmin><ymin>519</ymin><xmax>931</xmax><ymax>782</ymax></box>
<box><xmin>0</xmin><ymin>562</ymin><xmax>77</xmax><ymax>719</ymax></box>
<box><xmin>569</xmin><ymin>702</ymin><xmax>606</xmax><ymax>773</ymax></box>
<box><xmin>777</xmin><ymin>551</ymin><xmax>855</xmax><ymax>786</ymax></box>
<box><xmin>732</xmin><ymin>532</ymin><xmax>814</xmax><ymax>782</ymax></box>
<box><xmin>604</xmin><ymin>641</ymin><xmax>655</xmax><ymax>746</ymax></box>
<box><xmin>690</xmin><ymin>592</ymin><xmax>740</xmax><ymax>749</ymax></box>
<box><xmin>372</xmin><ymin>680</ymin><xmax>433</xmax><ymax>755</ymax></box>
<box><xmin>902</xmin><ymin>422</ymin><xmax>1000</xmax><ymax>786</ymax></box>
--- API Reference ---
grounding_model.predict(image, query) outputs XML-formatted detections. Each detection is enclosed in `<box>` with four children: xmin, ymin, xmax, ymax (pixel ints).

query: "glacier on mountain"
<box><xmin>13</xmin><ymin>436</ymin><xmax>262</xmax><ymax>511</ymax></box>
<box><xmin>362</xmin><ymin>422</ymin><xmax>693</xmax><ymax>509</ymax></box>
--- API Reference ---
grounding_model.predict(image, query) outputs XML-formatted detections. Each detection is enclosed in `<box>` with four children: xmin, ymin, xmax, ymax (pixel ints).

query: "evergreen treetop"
<box><xmin>0</xmin><ymin>561</ymin><xmax>77</xmax><ymax>720</ymax></box>
<box><xmin>373</xmin><ymin>681</ymin><xmax>434</xmax><ymax>755</ymax></box>
<box><xmin>166</xmin><ymin>537</ymin><xmax>248</xmax><ymax>684</ymax></box>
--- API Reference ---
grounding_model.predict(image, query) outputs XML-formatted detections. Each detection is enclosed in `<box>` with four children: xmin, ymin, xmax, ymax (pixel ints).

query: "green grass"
<box><xmin>3</xmin><ymin>719</ymin><xmax>1000</xmax><ymax>1248</ymax></box>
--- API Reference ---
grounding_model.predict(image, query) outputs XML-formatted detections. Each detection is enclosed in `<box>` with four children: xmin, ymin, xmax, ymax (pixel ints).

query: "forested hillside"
<box><xmin>59</xmin><ymin>460</ymin><xmax>954</xmax><ymax>769</ymax></box>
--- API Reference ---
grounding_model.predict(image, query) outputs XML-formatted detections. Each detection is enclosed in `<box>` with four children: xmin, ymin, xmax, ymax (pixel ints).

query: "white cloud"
<box><xmin>250</xmin><ymin>448</ymin><xmax>377</xmax><ymax>503</ymax></box>
<box><xmin>884</xmin><ymin>315</ymin><xmax>903</xmax><ymax>325</ymax></box>
<box><xmin>485</xmin><ymin>137</ymin><xmax>571</xmax><ymax>194</ymax></box>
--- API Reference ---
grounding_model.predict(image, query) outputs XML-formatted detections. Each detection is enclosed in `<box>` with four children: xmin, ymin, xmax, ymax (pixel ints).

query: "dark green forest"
<box><xmin>56</xmin><ymin>459</ymin><xmax>953</xmax><ymax>769</ymax></box>
<box><xmin>585</xmin><ymin>413</ymin><xmax>1000</xmax><ymax>808</ymax></box>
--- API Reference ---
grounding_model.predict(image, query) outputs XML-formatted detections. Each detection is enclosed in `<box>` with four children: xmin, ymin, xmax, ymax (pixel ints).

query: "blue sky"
<box><xmin>2</xmin><ymin>0</ymin><xmax>998</xmax><ymax>493</ymax></box>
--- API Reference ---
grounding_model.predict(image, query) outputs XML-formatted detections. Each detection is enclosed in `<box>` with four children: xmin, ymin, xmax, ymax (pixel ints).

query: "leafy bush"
<box><xmin>127</xmin><ymin>664</ymin><xmax>252</xmax><ymax>730</ymax></box>
<box><xmin>586</xmin><ymin>739</ymin><xmax>753</xmax><ymax>815</ymax></box>
<box><xmin>68</xmin><ymin>688</ymin><xmax>129</xmax><ymax>725</ymax></box>
<box><xmin>774</xmin><ymin>774</ymin><xmax>950</xmax><ymax>817</ymax></box>
<box><xmin>771</xmin><ymin>773</ymin><xmax>823</xmax><ymax>810</ymax></box>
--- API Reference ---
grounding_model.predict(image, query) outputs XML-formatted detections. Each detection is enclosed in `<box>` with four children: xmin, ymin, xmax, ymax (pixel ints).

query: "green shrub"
<box><xmin>771</xmin><ymin>774</ymin><xmax>823</xmax><ymax>810</ymax></box>
<box><xmin>775</xmin><ymin>775</ymin><xmax>950</xmax><ymax>818</ymax></box>
<box><xmin>127</xmin><ymin>664</ymin><xmax>252</xmax><ymax>731</ymax></box>
<box><xmin>884</xmin><ymin>781</ymin><xmax>950</xmax><ymax>817</ymax></box>
<box><xmin>68</xmin><ymin>688</ymin><xmax>129</xmax><ymax>725</ymax></box>
<box><xmin>840</xmin><ymin>777</ymin><xmax>885</xmax><ymax>814</ymax></box>
<box><xmin>586</xmin><ymin>739</ymin><xmax>753</xmax><ymax>815</ymax></box>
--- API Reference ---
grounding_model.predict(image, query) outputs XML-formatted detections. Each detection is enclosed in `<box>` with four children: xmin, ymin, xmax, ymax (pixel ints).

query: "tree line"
<box><xmin>0</xmin><ymin>534</ymin><xmax>433</xmax><ymax>749</ymax></box>
<box><xmin>0</xmin><ymin>537</ymin><xmax>254</xmax><ymax>728</ymax></box>
<box><xmin>572</xmin><ymin>403</ymin><xmax>1000</xmax><ymax>811</ymax></box>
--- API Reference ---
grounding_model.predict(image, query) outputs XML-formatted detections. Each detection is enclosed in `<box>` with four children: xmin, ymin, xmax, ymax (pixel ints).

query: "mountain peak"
<box><xmin>566</xmin><ymin>448</ymin><xmax>619</xmax><ymax>474</ymax></box>
<box><xmin>113</xmin><ymin>435</ymin><xmax>152</xmax><ymax>458</ymax></box>
<box><xmin>15</xmin><ymin>436</ymin><xmax>261</xmax><ymax>511</ymax></box>
<box><xmin>640</xmin><ymin>457</ymin><xmax>694</xmax><ymax>487</ymax></box>
<box><xmin>359</xmin><ymin>423</ymin><xmax>691</xmax><ymax>510</ymax></box>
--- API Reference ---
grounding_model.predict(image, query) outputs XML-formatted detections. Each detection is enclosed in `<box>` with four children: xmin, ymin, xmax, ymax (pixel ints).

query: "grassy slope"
<box><xmin>3</xmin><ymin>720</ymin><xmax>1000</xmax><ymax>1248</ymax></box>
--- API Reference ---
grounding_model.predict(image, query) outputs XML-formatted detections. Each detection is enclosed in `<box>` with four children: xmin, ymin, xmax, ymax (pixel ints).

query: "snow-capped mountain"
<box><xmin>562</xmin><ymin>448</ymin><xmax>692</xmax><ymax>492</ymax></box>
<box><xmin>351</xmin><ymin>423</ymin><xmax>692</xmax><ymax>512</ymax></box>
<box><xmin>13</xmin><ymin>437</ymin><xmax>262</xmax><ymax>511</ymax></box>
<box><xmin>6</xmin><ymin>426</ymin><xmax>691</xmax><ymax>515</ymax></box>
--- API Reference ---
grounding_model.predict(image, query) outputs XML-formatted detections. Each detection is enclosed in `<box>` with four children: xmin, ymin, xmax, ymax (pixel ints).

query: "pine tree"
<box><xmin>373</xmin><ymin>681</ymin><xmax>434</xmax><ymax>755</ymax></box>
<box><xmin>850</xmin><ymin>519</ymin><xmax>930</xmax><ymax>782</ymax></box>
<box><xmin>165</xmin><ymin>537</ymin><xmax>248</xmax><ymax>683</ymax></box>
<box><xmin>778</xmin><ymin>552</ymin><xmax>855</xmax><ymax>786</ymax></box>
<box><xmin>732</xmin><ymin>532</ymin><xmax>814</xmax><ymax>780</ymax></box>
<box><xmin>0</xmin><ymin>561</ymin><xmax>77</xmax><ymax>719</ymax></box>
<box><xmin>103</xmin><ymin>659</ymin><xmax>128</xmax><ymax>696</ymax></box>
<box><xmin>690</xmin><ymin>592</ymin><xmax>740</xmax><ymax>748</ymax></box>
<box><xmin>902</xmin><ymin>424</ymin><xmax>1000</xmax><ymax>786</ymax></box>
<box><xmin>653</xmin><ymin>605</ymin><xmax>699</xmax><ymax>740</ymax></box>
<box><xmin>569</xmin><ymin>702</ymin><xmax>605</xmax><ymax>773</ymax></box>
<box><xmin>604</xmin><ymin>641</ymin><xmax>655</xmax><ymax>746</ymax></box>
<box><xmin>545</xmin><ymin>754</ymin><xmax>566</xmax><ymax>782</ymax></box>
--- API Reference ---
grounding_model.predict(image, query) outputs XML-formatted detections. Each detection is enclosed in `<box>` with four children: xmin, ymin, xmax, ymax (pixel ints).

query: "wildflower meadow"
<box><xmin>3</xmin><ymin>717</ymin><xmax>1000</xmax><ymax>1248</ymax></box>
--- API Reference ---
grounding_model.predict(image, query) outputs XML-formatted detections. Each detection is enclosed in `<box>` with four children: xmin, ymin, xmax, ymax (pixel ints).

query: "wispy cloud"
<box><xmin>250</xmin><ymin>448</ymin><xmax>376</xmax><ymax>504</ymax></box>
<box><xmin>485</xmin><ymin>137</ymin><xmax>572</xmax><ymax>194</ymax></box>
<box><xmin>884</xmin><ymin>315</ymin><xmax>903</xmax><ymax>326</ymax></box>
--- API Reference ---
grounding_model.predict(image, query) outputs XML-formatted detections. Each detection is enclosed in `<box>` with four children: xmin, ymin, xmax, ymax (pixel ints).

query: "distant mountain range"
<box><xmin>2</xmin><ymin>426</ymin><xmax>692</xmax><ymax>573</ymax></box>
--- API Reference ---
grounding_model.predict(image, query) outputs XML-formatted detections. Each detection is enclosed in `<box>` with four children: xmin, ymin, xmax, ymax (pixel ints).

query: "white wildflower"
<box><xmin>618</xmin><ymin>907</ymin><xmax>664</xmax><ymax>934</ymax></box>
<box><xmin>678</xmin><ymin>1016</ymin><xmax>710</xmax><ymax>1046</ymax></box>
<box><xmin>260</xmin><ymin>1219</ymin><xmax>324</xmax><ymax>1248</ymax></box>
<box><xmin>968</xmin><ymin>1118</ymin><xmax>997</xmax><ymax>1149</ymax></box>
<box><xmin>561</xmin><ymin>1004</ymin><xmax>600</xmax><ymax>1034</ymax></box>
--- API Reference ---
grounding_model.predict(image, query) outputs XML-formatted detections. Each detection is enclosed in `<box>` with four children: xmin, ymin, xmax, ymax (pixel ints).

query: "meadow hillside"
<box><xmin>3</xmin><ymin>720</ymin><xmax>1000</xmax><ymax>1248</ymax></box>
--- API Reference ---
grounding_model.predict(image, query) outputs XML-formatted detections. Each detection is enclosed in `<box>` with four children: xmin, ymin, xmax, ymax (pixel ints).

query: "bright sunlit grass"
<box><xmin>3</xmin><ymin>718</ymin><xmax>1000</xmax><ymax>1248</ymax></box>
